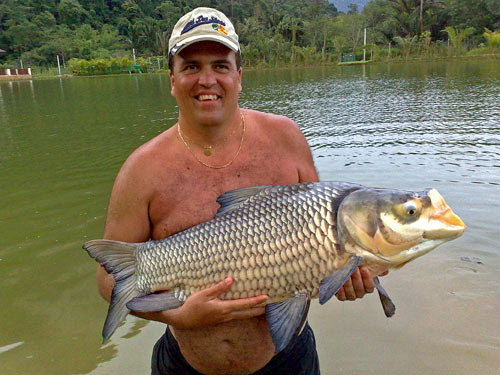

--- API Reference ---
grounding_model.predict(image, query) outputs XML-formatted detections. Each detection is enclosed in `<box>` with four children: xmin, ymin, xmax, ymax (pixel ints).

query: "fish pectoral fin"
<box><xmin>126</xmin><ymin>291</ymin><xmax>183</xmax><ymax>312</ymax></box>
<box><xmin>265</xmin><ymin>293</ymin><xmax>310</xmax><ymax>353</ymax></box>
<box><xmin>374</xmin><ymin>277</ymin><xmax>396</xmax><ymax>317</ymax></box>
<box><xmin>319</xmin><ymin>255</ymin><xmax>362</xmax><ymax>305</ymax></box>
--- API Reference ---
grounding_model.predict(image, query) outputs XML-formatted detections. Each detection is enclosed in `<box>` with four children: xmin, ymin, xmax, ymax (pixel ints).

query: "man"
<box><xmin>97</xmin><ymin>7</ymin><xmax>378</xmax><ymax>375</ymax></box>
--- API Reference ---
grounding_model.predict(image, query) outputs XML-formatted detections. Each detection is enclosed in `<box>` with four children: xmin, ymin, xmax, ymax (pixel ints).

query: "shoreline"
<box><xmin>1</xmin><ymin>53</ymin><xmax>498</xmax><ymax>80</ymax></box>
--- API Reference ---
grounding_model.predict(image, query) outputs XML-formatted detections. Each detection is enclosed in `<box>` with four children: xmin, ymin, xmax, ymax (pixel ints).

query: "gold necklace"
<box><xmin>177</xmin><ymin>112</ymin><xmax>245</xmax><ymax>169</ymax></box>
<box><xmin>202</xmin><ymin>124</ymin><xmax>238</xmax><ymax>157</ymax></box>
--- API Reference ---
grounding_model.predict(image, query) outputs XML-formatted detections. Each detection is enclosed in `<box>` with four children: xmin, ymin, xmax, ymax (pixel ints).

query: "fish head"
<box><xmin>337</xmin><ymin>187</ymin><xmax>465</xmax><ymax>267</ymax></box>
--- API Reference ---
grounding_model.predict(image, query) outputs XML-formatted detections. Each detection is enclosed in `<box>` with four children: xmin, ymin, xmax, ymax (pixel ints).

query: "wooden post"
<box><xmin>363</xmin><ymin>28</ymin><xmax>367</xmax><ymax>61</ymax></box>
<box><xmin>420</xmin><ymin>0</ymin><xmax>424</xmax><ymax>35</ymax></box>
<box><xmin>57</xmin><ymin>55</ymin><xmax>61</xmax><ymax>76</ymax></box>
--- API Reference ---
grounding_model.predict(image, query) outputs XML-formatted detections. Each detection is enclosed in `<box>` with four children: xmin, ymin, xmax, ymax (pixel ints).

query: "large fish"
<box><xmin>83</xmin><ymin>182</ymin><xmax>465</xmax><ymax>351</ymax></box>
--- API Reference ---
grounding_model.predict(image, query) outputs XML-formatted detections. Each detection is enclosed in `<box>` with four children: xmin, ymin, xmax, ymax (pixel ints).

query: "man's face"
<box><xmin>170</xmin><ymin>41</ymin><xmax>242</xmax><ymax>127</ymax></box>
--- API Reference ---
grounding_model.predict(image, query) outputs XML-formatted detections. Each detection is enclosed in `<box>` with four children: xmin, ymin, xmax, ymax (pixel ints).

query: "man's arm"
<box><xmin>97</xmin><ymin>152</ymin><xmax>268</xmax><ymax>330</ymax></box>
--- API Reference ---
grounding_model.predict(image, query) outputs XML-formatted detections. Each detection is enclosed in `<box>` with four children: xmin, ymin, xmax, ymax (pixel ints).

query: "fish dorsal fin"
<box><xmin>265</xmin><ymin>293</ymin><xmax>311</xmax><ymax>353</ymax></box>
<box><xmin>216</xmin><ymin>185</ymin><xmax>271</xmax><ymax>217</ymax></box>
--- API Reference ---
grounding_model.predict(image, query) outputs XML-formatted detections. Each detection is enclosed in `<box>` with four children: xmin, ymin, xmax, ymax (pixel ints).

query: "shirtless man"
<box><xmin>97</xmin><ymin>7</ymin><xmax>378</xmax><ymax>375</ymax></box>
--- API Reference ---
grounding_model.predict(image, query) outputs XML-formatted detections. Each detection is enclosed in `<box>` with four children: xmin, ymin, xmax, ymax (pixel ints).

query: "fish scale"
<box><xmin>135</xmin><ymin>183</ymin><xmax>339</xmax><ymax>301</ymax></box>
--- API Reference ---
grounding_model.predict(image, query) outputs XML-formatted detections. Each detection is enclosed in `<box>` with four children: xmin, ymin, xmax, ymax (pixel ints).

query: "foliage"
<box><xmin>68</xmin><ymin>55</ymin><xmax>148</xmax><ymax>75</ymax></box>
<box><xmin>1</xmin><ymin>0</ymin><xmax>499</xmax><ymax>71</ymax></box>
<box><xmin>483</xmin><ymin>29</ymin><xmax>500</xmax><ymax>49</ymax></box>
<box><xmin>442</xmin><ymin>26</ymin><xmax>476</xmax><ymax>55</ymax></box>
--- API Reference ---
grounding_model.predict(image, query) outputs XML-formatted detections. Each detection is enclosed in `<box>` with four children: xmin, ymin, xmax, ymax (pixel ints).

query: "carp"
<box><xmin>83</xmin><ymin>182</ymin><xmax>465</xmax><ymax>351</ymax></box>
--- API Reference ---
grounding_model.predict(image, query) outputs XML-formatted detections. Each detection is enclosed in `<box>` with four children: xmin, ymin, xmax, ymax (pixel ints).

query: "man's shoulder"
<box><xmin>246</xmin><ymin>109</ymin><xmax>297</xmax><ymax>128</ymax></box>
<box><xmin>244</xmin><ymin>109</ymin><xmax>317</xmax><ymax>182</ymax></box>
<box><xmin>245</xmin><ymin>109</ymin><xmax>303</xmax><ymax>140</ymax></box>
<box><xmin>119</xmin><ymin>127</ymin><xmax>178</xmax><ymax>178</ymax></box>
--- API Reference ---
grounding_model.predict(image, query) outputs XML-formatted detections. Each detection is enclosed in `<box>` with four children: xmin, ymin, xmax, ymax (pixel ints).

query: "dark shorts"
<box><xmin>151</xmin><ymin>322</ymin><xmax>320</xmax><ymax>375</ymax></box>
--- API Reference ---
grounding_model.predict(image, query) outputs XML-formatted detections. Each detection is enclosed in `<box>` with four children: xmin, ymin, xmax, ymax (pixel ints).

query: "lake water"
<box><xmin>1</xmin><ymin>60</ymin><xmax>499</xmax><ymax>375</ymax></box>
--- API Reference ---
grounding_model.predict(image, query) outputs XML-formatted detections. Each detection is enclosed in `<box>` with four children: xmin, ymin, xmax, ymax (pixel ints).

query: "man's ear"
<box><xmin>237</xmin><ymin>67</ymin><xmax>242</xmax><ymax>94</ymax></box>
<box><xmin>169</xmin><ymin>71</ymin><xmax>175</xmax><ymax>96</ymax></box>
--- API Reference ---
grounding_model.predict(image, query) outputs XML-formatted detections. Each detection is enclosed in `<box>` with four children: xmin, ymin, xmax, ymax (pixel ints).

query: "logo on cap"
<box><xmin>212</xmin><ymin>23</ymin><xmax>228</xmax><ymax>35</ymax></box>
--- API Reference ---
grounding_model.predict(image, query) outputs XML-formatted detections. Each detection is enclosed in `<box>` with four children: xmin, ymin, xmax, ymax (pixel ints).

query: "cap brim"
<box><xmin>170</xmin><ymin>34</ymin><xmax>239</xmax><ymax>56</ymax></box>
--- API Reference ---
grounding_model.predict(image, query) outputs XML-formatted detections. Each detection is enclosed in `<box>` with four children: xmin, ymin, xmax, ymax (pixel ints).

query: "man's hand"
<box><xmin>160</xmin><ymin>277</ymin><xmax>268</xmax><ymax>329</ymax></box>
<box><xmin>336</xmin><ymin>266</ymin><xmax>389</xmax><ymax>301</ymax></box>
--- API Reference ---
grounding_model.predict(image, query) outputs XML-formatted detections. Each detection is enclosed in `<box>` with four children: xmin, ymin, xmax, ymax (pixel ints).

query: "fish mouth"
<box><xmin>423</xmin><ymin>189</ymin><xmax>466</xmax><ymax>240</ymax></box>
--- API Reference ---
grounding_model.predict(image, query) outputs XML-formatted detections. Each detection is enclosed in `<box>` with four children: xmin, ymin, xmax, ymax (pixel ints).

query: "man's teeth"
<box><xmin>198</xmin><ymin>95</ymin><xmax>218</xmax><ymax>101</ymax></box>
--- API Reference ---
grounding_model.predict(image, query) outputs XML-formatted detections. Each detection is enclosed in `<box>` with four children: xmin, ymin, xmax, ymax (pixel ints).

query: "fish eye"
<box><xmin>405</xmin><ymin>202</ymin><xmax>418</xmax><ymax>216</ymax></box>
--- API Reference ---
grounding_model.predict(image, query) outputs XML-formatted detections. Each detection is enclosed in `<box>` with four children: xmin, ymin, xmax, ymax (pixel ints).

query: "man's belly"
<box><xmin>172</xmin><ymin>315</ymin><xmax>275</xmax><ymax>375</ymax></box>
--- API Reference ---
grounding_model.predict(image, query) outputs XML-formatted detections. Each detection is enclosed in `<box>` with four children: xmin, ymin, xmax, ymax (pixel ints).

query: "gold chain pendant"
<box><xmin>177</xmin><ymin>112</ymin><xmax>245</xmax><ymax>169</ymax></box>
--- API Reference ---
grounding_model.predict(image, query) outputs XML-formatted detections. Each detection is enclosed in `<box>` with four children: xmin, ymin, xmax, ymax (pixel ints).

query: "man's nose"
<box><xmin>198</xmin><ymin>67</ymin><xmax>216</xmax><ymax>87</ymax></box>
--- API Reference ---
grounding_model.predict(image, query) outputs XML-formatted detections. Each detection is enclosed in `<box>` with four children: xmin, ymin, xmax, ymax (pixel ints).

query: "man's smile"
<box><xmin>196</xmin><ymin>94</ymin><xmax>220</xmax><ymax>101</ymax></box>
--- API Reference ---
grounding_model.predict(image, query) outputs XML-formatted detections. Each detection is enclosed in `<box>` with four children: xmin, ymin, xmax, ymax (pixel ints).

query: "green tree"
<box><xmin>58</xmin><ymin>0</ymin><xmax>89</xmax><ymax>27</ymax></box>
<box><xmin>446</xmin><ymin>0</ymin><xmax>500</xmax><ymax>32</ymax></box>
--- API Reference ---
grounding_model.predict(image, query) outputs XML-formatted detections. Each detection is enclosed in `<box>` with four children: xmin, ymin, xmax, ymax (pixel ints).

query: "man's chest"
<box><xmin>147</xmin><ymin>159</ymin><xmax>300</xmax><ymax>240</ymax></box>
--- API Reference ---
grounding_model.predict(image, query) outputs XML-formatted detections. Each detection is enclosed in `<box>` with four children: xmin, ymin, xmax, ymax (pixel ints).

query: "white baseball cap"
<box><xmin>168</xmin><ymin>7</ymin><xmax>240</xmax><ymax>57</ymax></box>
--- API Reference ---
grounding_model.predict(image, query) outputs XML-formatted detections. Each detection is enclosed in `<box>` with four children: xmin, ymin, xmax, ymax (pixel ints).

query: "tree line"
<box><xmin>0</xmin><ymin>0</ymin><xmax>499</xmax><ymax>70</ymax></box>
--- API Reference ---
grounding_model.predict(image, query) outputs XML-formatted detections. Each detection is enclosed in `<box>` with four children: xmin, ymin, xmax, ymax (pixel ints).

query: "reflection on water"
<box><xmin>1</xmin><ymin>60</ymin><xmax>499</xmax><ymax>374</ymax></box>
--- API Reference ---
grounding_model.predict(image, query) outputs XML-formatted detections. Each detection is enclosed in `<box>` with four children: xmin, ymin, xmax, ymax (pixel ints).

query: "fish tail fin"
<box><xmin>83</xmin><ymin>239</ymin><xmax>140</xmax><ymax>343</ymax></box>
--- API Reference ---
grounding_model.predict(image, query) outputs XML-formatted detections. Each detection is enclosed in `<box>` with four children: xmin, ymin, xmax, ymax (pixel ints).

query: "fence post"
<box><xmin>57</xmin><ymin>55</ymin><xmax>61</xmax><ymax>76</ymax></box>
<box><xmin>363</xmin><ymin>28</ymin><xmax>367</xmax><ymax>61</ymax></box>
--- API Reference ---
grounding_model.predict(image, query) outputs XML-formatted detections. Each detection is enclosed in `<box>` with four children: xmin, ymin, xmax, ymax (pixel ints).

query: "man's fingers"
<box><xmin>222</xmin><ymin>294</ymin><xmax>269</xmax><ymax>311</ymax></box>
<box><xmin>221</xmin><ymin>295</ymin><xmax>268</xmax><ymax>320</ymax></box>
<box><xmin>336</xmin><ymin>287</ymin><xmax>346</xmax><ymax>301</ymax></box>
<box><xmin>351</xmin><ymin>268</ymin><xmax>366</xmax><ymax>297</ymax></box>
<box><xmin>342</xmin><ymin>276</ymin><xmax>357</xmax><ymax>301</ymax></box>
<box><xmin>360</xmin><ymin>266</ymin><xmax>375</xmax><ymax>293</ymax></box>
<box><xmin>336</xmin><ymin>267</ymin><xmax>379</xmax><ymax>302</ymax></box>
<box><xmin>203</xmin><ymin>277</ymin><xmax>233</xmax><ymax>298</ymax></box>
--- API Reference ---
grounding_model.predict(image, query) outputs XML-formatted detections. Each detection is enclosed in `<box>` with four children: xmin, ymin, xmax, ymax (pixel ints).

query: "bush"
<box><xmin>483</xmin><ymin>29</ymin><xmax>500</xmax><ymax>49</ymax></box>
<box><xmin>137</xmin><ymin>57</ymin><xmax>152</xmax><ymax>73</ymax></box>
<box><xmin>68</xmin><ymin>58</ymin><xmax>90</xmax><ymax>75</ymax></box>
<box><xmin>90</xmin><ymin>58</ymin><xmax>110</xmax><ymax>74</ymax></box>
<box><xmin>467</xmin><ymin>47</ymin><xmax>494</xmax><ymax>56</ymax></box>
<box><xmin>119</xmin><ymin>56</ymin><xmax>133</xmax><ymax>68</ymax></box>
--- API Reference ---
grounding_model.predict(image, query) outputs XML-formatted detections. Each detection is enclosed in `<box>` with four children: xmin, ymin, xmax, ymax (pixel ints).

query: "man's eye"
<box><xmin>216</xmin><ymin>64</ymin><xmax>229</xmax><ymax>71</ymax></box>
<box><xmin>184</xmin><ymin>65</ymin><xmax>198</xmax><ymax>71</ymax></box>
